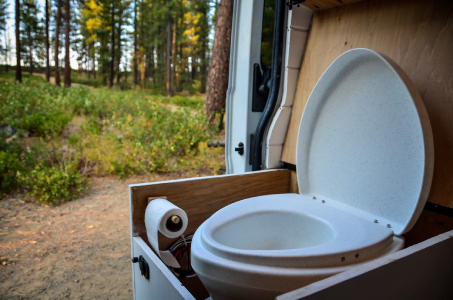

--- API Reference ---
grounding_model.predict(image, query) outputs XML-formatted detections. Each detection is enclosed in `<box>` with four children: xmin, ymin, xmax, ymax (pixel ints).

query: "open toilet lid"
<box><xmin>296</xmin><ymin>49</ymin><xmax>434</xmax><ymax>235</ymax></box>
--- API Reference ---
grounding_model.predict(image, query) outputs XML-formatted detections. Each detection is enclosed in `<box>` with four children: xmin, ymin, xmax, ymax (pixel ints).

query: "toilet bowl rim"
<box><xmin>196</xmin><ymin>194</ymin><xmax>395</xmax><ymax>268</ymax></box>
<box><xmin>193</xmin><ymin>221</ymin><xmax>404</xmax><ymax>269</ymax></box>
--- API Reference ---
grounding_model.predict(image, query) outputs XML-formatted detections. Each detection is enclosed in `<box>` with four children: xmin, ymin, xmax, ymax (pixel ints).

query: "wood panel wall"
<box><xmin>130</xmin><ymin>170</ymin><xmax>291</xmax><ymax>249</ymax></box>
<box><xmin>282</xmin><ymin>0</ymin><xmax>453</xmax><ymax>208</ymax></box>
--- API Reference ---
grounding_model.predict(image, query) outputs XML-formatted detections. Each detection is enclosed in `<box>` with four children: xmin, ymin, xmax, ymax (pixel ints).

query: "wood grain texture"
<box><xmin>289</xmin><ymin>170</ymin><xmax>299</xmax><ymax>194</ymax></box>
<box><xmin>130</xmin><ymin>169</ymin><xmax>291</xmax><ymax>249</ymax></box>
<box><xmin>282</xmin><ymin>0</ymin><xmax>453</xmax><ymax>208</ymax></box>
<box><xmin>303</xmin><ymin>0</ymin><xmax>365</xmax><ymax>11</ymax></box>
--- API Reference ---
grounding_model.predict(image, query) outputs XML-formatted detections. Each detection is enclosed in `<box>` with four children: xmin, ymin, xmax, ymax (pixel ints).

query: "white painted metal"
<box><xmin>132</xmin><ymin>237</ymin><xmax>195</xmax><ymax>300</ymax></box>
<box><xmin>129</xmin><ymin>184</ymin><xmax>138</xmax><ymax>299</ymax></box>
<box><xmin>296</xmin><ymin>49</ymin><xmax>434</xmax><ymax>235</ymax></box>
<box><xmin>225</xmin><ymin>0</ymin><xmax>266</xmax><ymax>174</ymax></box>
<box><xmin>277</xmin><ymin>230</ymin><xmax>453</xmax><ymax>300</ymax></box>
<box><xmin>265</xmin><ymin>5</ymin><xmax>313</xmax><ymax>169</ymax></box>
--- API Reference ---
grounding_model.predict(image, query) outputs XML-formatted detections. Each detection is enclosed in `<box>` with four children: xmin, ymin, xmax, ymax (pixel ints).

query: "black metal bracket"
<box><xmin>132</xmin><ymin>255</ymin><xmax>150</xmax><ymax>280</ymax></box>
<box><xmin>235</xmin><ymin>142</ymin><xmax>244</xmax><ymax>156</ymax></box>
<box><xmin>249</xmin><ymin>134</ymin><xmax>255</xmax><ymax>165</ymax></box>
<box><xmin>252</xmin><ymin>64</ymin><xmax>271</xmax><ymax>112</ymax></box>
<box><xmin>287</xmin><ymin>0</ymin><xmax>305</xmax><ymax>10</ymax></box>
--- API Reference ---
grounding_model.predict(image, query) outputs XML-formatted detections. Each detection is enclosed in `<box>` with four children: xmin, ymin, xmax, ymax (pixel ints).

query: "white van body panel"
<box><xmin>225</xmin><ymin>2</ymin><xmax>313</xmax><ymax>173</ymax></box>
<box><xmin>225</xmin><ymin>0</ymin><xmax>265</xmax><ymax>174</ymax></box>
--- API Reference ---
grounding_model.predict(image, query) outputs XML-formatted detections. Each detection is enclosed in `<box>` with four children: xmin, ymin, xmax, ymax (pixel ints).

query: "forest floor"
<box><xmin>0</xmin><ymin>171</ymin><xmax>216</xmax><ymax>300</ymax></box>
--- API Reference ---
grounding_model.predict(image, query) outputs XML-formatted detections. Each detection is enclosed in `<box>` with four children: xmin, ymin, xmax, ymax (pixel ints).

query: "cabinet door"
<box><xmin>132</xmin><ymin>237</ymin><xmax>195</xmax><ymax>300</ymax></box>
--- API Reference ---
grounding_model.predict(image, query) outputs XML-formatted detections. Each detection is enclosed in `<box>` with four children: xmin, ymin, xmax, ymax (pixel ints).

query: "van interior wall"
<box><xmin>282</xmin><ymin>0</ymin><xmax>453</xmax><ymax>209</ymax></box>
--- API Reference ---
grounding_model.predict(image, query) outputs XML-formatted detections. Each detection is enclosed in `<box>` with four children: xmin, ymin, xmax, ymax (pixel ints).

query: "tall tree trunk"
<box><xmin>28</xmin><ymin>28</ymin><xmax>33</xmax><ymax>74</ymax></box>
<box><xmin>140</xmin><ymin>51</ymin><xmax>145</xmax><ymax>90</ymax></box>
<box><xmin>179</xmin><ymin>42</ymin><xmax>184</xmax><ymax>91</ymax></box>
<box><xmin>133</xmin><ymin>0</ymin><xmax>138</xmax><ymax>85</ymax></box>
<box><xmin>124</xmin><ymin>53</ymin><xmax>128</xmax><ymax>82</ymax></box>
<box><xmin>204</xmin><ymin>0</ymin><xmax>233</xmax><ymax>126</ymax></box>
<box><xmin>191</xmin><ymin>47</ymin><xmax>196</xmax><ymax>82</ymax></box>
<box><xmin>116</xmin><ymin>20</ymin><xmax>121</xmax><ymax>84</ymax></box>
<box><xmin>166</xmin><ymin>8</ymin><xmax>172</xmax><ymax>97</ymax></box>
<box><xmin>45</xmin><ymin>0</ymin><xmax>50</xmax><ymax>81</ymax></box>
<box><xmin>109</xmin><ymin>1</ymin><xmax>115</xmax><ymax>88</ymax></box>
<box><xmin>5</xmin><ymin>31</ymin><xmax>8</xmax><ymax>72</ymax></box>
<box><xmin>93</xmin><ymin>58</ymin><xmax>96</xmax><ymax>78</ymax></box>
<box><xmin>15</xmin><ymin>0</ymin><xmax>21</xmax><ymax>82</ymax></box>
<box><xmin>140</xmin><ymin>7</ymin><xmax>145</xmax><ymax>89</ymax></box>
<box><xmin>64</xmin><ymin>0</ymin><xmax>71</xmax><ymax>87</ymax></box>
<box><xmin>171</xmin><ymin>0</ymin><xmax>177</xmax><ymax>93</ymax></box>
<box><xmin>150</xmin><ymin>45</ymin><xmax>155</xmax><ymax>86</ymax></box>
<box><xmin>55</xmin><ymin>0</ymin><xmax>61</xmax><ymax>86</ymax></box>
<box><xmin>199</xmin><ymin>5</ymin><xmax>208</xmax><ymax>93</ymax></box>
<box><xmin>116</xmin><ymin>57</ymin><xmax>120</xmax><ymax>83</ymax></box>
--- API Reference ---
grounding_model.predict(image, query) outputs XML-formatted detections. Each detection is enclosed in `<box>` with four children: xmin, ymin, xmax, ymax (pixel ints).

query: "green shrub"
<box><xmin>20</xmin><ymin>111</ymin><xmax>71</xmax><ymax>137</ymax></box>
<box><xmin>18</xmin><ymin>163</ymin><xmax>90</xmax><ymax>206</ymax></box>
<box><xmin>0</xmin><ymin>151</ymin><xmax>23</xmax><ymax>198</ymax></box>
<box><xmin>160</xmin><ymin>95</ymin><xmax>204</xmax><ymax>109</ymax></box>
<box><xmin>0</xmin><ymin>80</ymin><xmax>72</xmax><ymax>138</ymax></box>
<box><xmin>0</xmin><ymin>79</ymin><xmax>224</xmax><ymax>201</ymax></box>
<box><xmin>189</xmin><ymin>80</ymin><xmax>201</xmax><ymax>95</ymax></box>
<box><xmin>71</xmin><ymin>72</ymin><xmax>107</xmax><ymax>88</ymax></box>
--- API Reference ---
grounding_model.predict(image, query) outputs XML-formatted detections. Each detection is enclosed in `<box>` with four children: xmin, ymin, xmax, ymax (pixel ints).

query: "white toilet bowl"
<box><xmin>192</xmin><ymin>194</ymin><xmax>404</xmax><ymax>300</ymax></box>
<box><xmin>191</xmin><ymin>49</ymin><xmax>434</xmax><ymax>300</ymax></box>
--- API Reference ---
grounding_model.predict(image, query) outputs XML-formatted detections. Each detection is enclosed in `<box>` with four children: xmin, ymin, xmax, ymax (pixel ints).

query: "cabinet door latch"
<box><xmin>235</xmin><ymin>142</ymin><xmax>244</xmax><ymax>155</ymax></box>
<box><xmin>132</xmin><ymin>255</ymin><xmax>150</xmax><ymax>280</ymax></box>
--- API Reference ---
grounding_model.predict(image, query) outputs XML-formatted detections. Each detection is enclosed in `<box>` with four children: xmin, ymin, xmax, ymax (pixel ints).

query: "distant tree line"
<box><xmin>0</xmin><ymin>0</ymin><xmax>218</xmax><ymax>95</ymax></box>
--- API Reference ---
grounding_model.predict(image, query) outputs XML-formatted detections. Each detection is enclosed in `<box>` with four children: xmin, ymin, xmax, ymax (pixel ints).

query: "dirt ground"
<box><xmin>0</xmin><ymin>173</ymin><xmax>212</xmax><ymax>299</ymax></box>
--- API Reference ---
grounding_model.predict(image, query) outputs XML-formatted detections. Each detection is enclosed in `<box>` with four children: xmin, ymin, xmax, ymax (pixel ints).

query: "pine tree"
<box><xmin>21</xmin><ymin>0</ymin><xmax>44</xmax><ymax>75</ymax></box>
<box><xmin>54</xmin><ymin>0</ymin><xmax>62</xmax><ymax>85</ymax></box>
<box><xmin>4</xmin><ymin>30</ymin><xmax>11</xmax><ymax>71</ymax></box>
<box><xmin>204</xmin><ymin>0</ymin><xmax>233</xmax><ymax>125</ymax></box>
<box><xmin>166</xmin><ymin>1</ymin><xmax>172</xmax><ymax>96</ymax></box>
<box><xmin>109</xmin><ymin>0</ymin><xmax>115</xmax><ymax>87</ymax></box>
<box><xmin>0</xmin><ymin>0</ymin><xmax>8</xmax><ymax>43</ymax></box>
<box><xmin>15</xmin><ymin>0</ymin><xmax>21</xmax><ymax>82</ymax></box>
<box><xmin>45</xmin><ymin>0</ymin><xmax>50</xmax><ymax>81</ymax></box>
<box><xmin>64</xmin><ymin>0</ymin><xmax>70</xmax><ymax>87</ymax></box>
<box><xmin>0</xmin><ymin>0</ymin><xmax>9</xmax><ymax>71</ymax></box>
<box><xmin>47</xmin><ymin>0</ymin><xmax>219</xmax><ymax>94</ymax></box>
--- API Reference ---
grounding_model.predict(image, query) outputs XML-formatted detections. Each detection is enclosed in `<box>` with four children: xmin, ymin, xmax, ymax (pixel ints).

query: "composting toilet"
<box><xmin>191</xmin><ymin>48</ymin><xmax>434</xmax><ymax>300</ymax></box>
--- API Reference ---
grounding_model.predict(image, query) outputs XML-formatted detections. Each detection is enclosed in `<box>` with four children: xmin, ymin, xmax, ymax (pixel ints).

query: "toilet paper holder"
<box><xmin>147</xmin><ymin>196</ymin><xmax>182</xmax><ymax>232</ymax></box>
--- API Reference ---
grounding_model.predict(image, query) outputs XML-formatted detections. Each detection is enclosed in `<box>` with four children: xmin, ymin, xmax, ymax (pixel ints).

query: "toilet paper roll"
<box><xmin>145</xmin><ymin>198</ymin><xmax>188</xmax><ymax>268</ymax></box>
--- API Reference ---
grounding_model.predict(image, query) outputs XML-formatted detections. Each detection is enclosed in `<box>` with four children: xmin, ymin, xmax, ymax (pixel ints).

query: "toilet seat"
<box><xmin>198</xmin><ymin>193</ymin><xmax>401</xmax><ymax>269</ymax></box>
<box><xmin>191</xmin><ymin>49</ymin><xmax>434</xmax><ymax>299</ymax></box>
<box><xmin>296</xmin><ymin>49</ymin><xmax>434</xmax><ymax>235</ymax></box>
